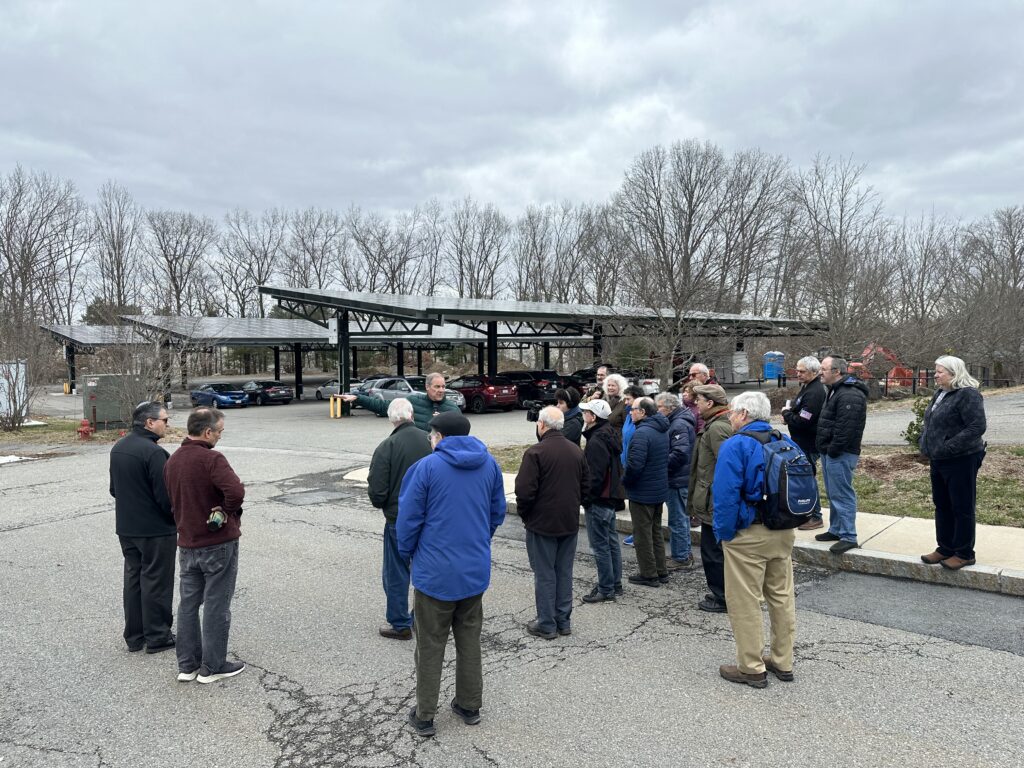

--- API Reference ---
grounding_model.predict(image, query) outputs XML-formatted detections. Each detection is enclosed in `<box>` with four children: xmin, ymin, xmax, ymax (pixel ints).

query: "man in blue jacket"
<box><xmin>656</xmin><ymin>392</ymin><xmax>696</xmax><ymax>570</ymax></box>
<box><xmin>397</xmin><ymin>411</ymin><xmax>506</xmax><ymax>737</ymax></box>
<box><xmin>623</xmin><ymin>397</ymin><xmax>670</xmax><ymax>587</ymax></box>
<box><xmin>712</xmin><ymin>391</ymin><xmax>796</xmax><ymax>689</ymax></box>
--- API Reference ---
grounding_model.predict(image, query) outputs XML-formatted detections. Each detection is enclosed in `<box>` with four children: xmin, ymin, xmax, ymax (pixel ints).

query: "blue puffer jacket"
<box><xmin>623</xmin><ymin>412</ymin><xmax>670</xmax><ymax>504</ymax></box>
<box><xmin>666</xmin><ymin>406</ymin><xmax>696</xmax><ymax>489</ymax></box>
<box><xmin>397</xmin><ymin>435</ymin><xmax>507</xmax><ymax>601</ymax></box>
<box><xmin>620</xmin><ymin>408</ymin><xmax>635</xmax><ymax>466</ymax></box>
<box><xmin>711</xmin><ymin>420</ymin><xmax>799</xmax><ymax>543</ymax></box>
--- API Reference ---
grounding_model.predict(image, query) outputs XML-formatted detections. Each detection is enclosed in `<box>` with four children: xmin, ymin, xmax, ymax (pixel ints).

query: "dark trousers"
<box><xmin>525</xmin><ymin>530</ymin><xmax>578</xmax><ymax>633</ymax></box>
<box><xmin>700</xmin><ymin>523</ymin><xmax>726</xmax><ymax>605</ymax></box>
<box><xmin>382</xmin><ymin>521</ymin><xmax>412</xmax><ymax>629</ymax></box>
<box><xmin>628</xmin><ymin>501</ymin><xmax>666</xmax><ymax>578</ymax></box>
<box><xmin>176</xmin><ymin>540</ymin><xmax>240</xmax><ymax>675</ymax></box>
<box><xmin>119</xmin><ymin>534</ymin><xmax>177</xmax><ymax>649</ymax></box>
<box><xmin>806</xmin><ymin>451</ymin><xmax>822</xmax><ymax>521</ymax></box>
<box><xmin>931</xmin><ymin>451</ymin><xmax>985</xmax><ymax>560</ymax></box>
<box><xmin>414</xmin><ymin>590</ymin><xmax>483</xmax><ymax>721</ymax></box>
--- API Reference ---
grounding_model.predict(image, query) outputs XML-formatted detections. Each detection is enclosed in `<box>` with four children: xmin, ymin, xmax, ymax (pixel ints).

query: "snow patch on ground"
<box><xmin>0</xmin><ymin>455</ymin><xmax>30</xmax><ymax>465</ymax></box>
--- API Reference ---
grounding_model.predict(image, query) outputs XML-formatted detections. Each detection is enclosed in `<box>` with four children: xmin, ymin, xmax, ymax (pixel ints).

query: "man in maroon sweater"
<box><xmin>164</xmin><ymin>408</ymin><xmax>246</xmax><ymax>684</ymax></box>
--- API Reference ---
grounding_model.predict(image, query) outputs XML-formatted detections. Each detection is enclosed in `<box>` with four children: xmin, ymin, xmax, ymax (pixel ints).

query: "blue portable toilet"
<box><xmin>763</xmin><ymin>351</ymin><xmax>785</xmax><ymax>380</ymax></box>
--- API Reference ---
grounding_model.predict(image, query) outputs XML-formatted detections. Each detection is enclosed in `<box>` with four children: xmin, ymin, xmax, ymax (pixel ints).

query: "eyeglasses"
<box><xmin>153</xmin><ymin>417</ymin><xmax>170</xmax><ymax>424</ymax></box>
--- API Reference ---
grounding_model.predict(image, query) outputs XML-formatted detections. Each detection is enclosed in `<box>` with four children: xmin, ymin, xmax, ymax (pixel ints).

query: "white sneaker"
<box><xmin>177</xmin><ymin>669</ymin><xmax>199</xmax><ymax>682</ymax></box>
<box><xmin>197</xmin><ymin>661</ymin><xmax>245</xmax><ymax>684</ymax></box>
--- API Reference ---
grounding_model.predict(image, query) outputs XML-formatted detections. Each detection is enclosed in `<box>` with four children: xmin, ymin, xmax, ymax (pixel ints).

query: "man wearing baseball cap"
<box><xmin>397</xmin><ymin>411</ymin><xmax>506</xmax><ymax>737</ymax></box>
<box><xmin>579</xmin><ymin>399</ymin><xmax>626</xmax><ymax>602</ymax></box>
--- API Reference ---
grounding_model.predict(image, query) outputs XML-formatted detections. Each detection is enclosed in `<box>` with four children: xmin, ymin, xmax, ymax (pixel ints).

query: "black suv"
<box><xmin>498</xmin><ymin>370</ymin><xmax>559</xmax><ymax>407</ymax></box>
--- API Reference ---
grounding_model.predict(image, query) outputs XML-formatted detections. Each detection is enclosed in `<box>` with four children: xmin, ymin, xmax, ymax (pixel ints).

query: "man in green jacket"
<box><xmin>367</xmin><ymin>398</ymin><xmax>432</xmax><ymax>639</ymax></box>
<box><xmin>686</xmin><ymin>384</ymin><xmax>734</xmax><ymax>613</ymax></box>
<box><xmin>340</xmin><ymin>372</ymin><xmax>460</xmax><ymax>432</ymax></box>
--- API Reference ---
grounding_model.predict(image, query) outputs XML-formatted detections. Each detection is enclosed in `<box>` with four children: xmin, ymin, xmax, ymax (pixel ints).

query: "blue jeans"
<box><xmin>176</xmin><ymin>539</ymin><xmax>239</xmax><ymax>675</ymax></box>
<box><xmin>821</xmin><ymin>453</ymin><xmax>859</xmax><ymax>542</ymax></box>
<box><xmin>584</xmin><ymin>504</ymin><xmax>622</xmax><ymax>596</ymax></box>
<box><xmin>382</xmin><ymin>521</ymin><xmax>412</xmax><ymax>629</ymax></box>
<box><xmin>666</xmin><ymin>486</ymin><xmax>692</xmax><ymax>561</ymax></box>
<box><xmin>525</xmin><ymin>530</ymin><xmax>578</xmax><ymax>633</ymax></box>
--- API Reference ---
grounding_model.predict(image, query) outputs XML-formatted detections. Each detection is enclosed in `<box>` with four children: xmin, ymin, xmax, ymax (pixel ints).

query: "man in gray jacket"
<box><xmin>368</xmin><ymin>398</ymin><xmax>431</xmax><ymax>639</ymax></box>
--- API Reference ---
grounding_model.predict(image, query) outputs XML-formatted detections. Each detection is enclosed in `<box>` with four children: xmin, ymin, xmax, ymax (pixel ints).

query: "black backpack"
<box><xmin>740</xmin><ymin>429</ymin><xmax>820</xmax><ymax>530</ymax></box>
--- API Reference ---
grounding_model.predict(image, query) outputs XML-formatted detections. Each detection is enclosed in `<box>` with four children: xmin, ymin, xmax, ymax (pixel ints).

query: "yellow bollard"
<box><xmin>330</xmin><ymin>394</ymin><xmax>345</xmax><ymax>418</ymax></box>
<box><xmin>63</xmin><ymin>381</ymin><xmax>71</xmax><ymax>395</ymax></box>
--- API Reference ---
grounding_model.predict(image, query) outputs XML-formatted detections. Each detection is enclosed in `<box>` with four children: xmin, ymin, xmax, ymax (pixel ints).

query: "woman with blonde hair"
<box><xmin>918</xmin><ymin>355</ymin><xmax>986</xmax><ymax>570</ymax></box>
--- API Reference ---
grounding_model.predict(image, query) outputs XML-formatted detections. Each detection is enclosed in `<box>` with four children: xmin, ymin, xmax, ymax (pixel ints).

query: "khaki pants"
<box><xmin>722</xmin><ymin>524</ymin><xmax>796</xmax><ymax>675</ymax></box>
<box><xmin>413</xmin><ymin>589</ymin><xmax>483</xmax><ymax>720</ymax></box>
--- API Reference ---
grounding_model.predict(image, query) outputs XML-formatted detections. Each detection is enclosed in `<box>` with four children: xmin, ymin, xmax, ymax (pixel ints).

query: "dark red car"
<box><xmin>446</xmin><ymin>375</ymin><xmax>518</xmax><ymax>414</ymax></box>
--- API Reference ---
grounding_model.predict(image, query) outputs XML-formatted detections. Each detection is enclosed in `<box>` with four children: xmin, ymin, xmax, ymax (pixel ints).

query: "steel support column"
<box><xmin>66</xmin><ymin>345</ymin><xmax>76</xmax><ymax>393</ymax></box>
<box><xmin>487</xmin><ymin>321</ymin><xmax>498</xmax><ymax>377</ymax></box>
<box><xmin>351</xmin><ymin>346</ymin><xmax>358</xmax><ymax>379</ymax></box>
<box><xmin>542</xmin><ymin>342</ymin><xmax>551</xmax><ymax>370</ymax></box>
<box><xmin>477</xmin><ymin>343</ymin><xmax>484</xmax><ymax>375</ymax></box>
<box><xmin>293</xmin><ymin>343</ymin><xmax>304</xmax><ymax>399</ymax></box>
<box><xmin>396</xmin><ymin>341</ymin><xmax>405</xmax><ymax>376</ymax></box>
<box><xmin>416</xmin><ymin>348</ymin><xmax>423</xmax><ymax>375</ymax></box>
<box><xmin>592</xmin><ymin>323</ymin><xmax>603</xmax><ymax>361</ymax></box>
<box><xmin>338</xmin><ymin>310</ymin><xmax>350</xmax><ymax>416</ymax></box>
<box><xmin>273</xmin><ymin>347</ymin><xmax>281</xmax><ymax>380</ymax></box>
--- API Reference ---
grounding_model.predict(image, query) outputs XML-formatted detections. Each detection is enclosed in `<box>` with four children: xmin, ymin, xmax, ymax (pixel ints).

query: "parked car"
<box><xmin>498</xmin><ymin>370</ymin><xmax>559</xmax><ymax>407</ymax></box>
<box><xmin>446</xmin><ymin>375</ymin><xmax>518</xmax><ymax>414</ymax></box>
<box><xmin>315</xmin><ymin>378</ymin><xmax>363</xmax><ymax>400</ymax></box>
<box><xmin>241</xmin><ymin>379</ymin><xmax>294</xmax><ymax>405</ymax></box>
<box><xmin>189</xmin><ymin>383</ymin><xmax>248</xmax><ymax>408</ymax></box>
<box><xmin>361</xmin><ymin>376</ymin><xmax>466</xmax><ymax>412</ymax></box>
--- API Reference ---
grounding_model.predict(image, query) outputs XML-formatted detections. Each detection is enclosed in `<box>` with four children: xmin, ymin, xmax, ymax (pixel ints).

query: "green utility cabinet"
<box><xmin>82</xmin><ymin>374</ymin><xmax>150</xmax><ymax>428</ymax></box>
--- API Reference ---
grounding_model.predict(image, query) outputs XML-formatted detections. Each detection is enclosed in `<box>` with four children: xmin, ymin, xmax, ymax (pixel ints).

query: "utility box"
<box><xmin>0</xmin><ymin>360</ymin><xmax>29</xmax><ymax>425</ymax></box>
<box><xmin>82</xmin><ymin>374</ymin><xmax>149</xmax><ymax>428</ymax></box>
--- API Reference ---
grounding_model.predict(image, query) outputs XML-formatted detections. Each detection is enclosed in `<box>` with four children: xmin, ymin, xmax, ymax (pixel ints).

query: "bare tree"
<box><xmin>284</xmin><ymin>207</ymin><xmax>346</xmax><ymax>291</ymax></box>
<box><xmin>347</xmin><ymin>206</ymin><xmax>423</xmax><ymax>294</ymax></box>
<box><xmin>445</xmin><ymin>197</ymin><xmax>510</xmax><ymax>299</ymax></box>
<box><xmin>91</xmin><ymin>181</ymin><xmax>143</xmax><ymax>320</ymax></box>
<box><xmin>217</xmin><ymin>208</ymin><xmax>287</xmax><ymax>317</ymax></box>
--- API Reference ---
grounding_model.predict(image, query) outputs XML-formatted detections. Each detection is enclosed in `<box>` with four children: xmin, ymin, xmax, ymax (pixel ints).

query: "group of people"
<box><xmin>109</xmin><ymin>353</ymin><xmax>987</xmax><ymax>737</ymax></box>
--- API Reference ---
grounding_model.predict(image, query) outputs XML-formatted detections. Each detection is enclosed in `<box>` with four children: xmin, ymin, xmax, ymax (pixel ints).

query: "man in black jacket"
<box><xmin>815</xmin><ymin>357</ymin><xmax>869</xmax><ymax>554</ymax></box>
<box><xmin>579</xmin><ymin>398</ymin><xmax>625</xmax><ymax>603</ymax></box>
<box><xmin>781</xmin><ymin>355</ymin><xmax>827</xmax><ymax>530</ymax></box>
<box><xmin>109</xmin><ymin>400</ymin><xmax>176</xmax><ymax>653</ymax></box>
<box><xmin>515</xmin><ymin>406</ymin><xmax>589</xmax><ymax>639</ymax></box>
<box><xmin>367</xmin><ymin>398</ymin><xmax>431</xmax><ymax>640</ymax></box>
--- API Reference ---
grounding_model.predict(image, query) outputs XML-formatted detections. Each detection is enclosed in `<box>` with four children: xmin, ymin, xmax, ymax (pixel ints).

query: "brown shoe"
<box><xmin>719</xmin><ymin>664</ymin><xmax>768</xmax><ymax>689</ymax></box>
<box><xmin>762</xmin><ymin>656</ymin><xmax>794</xmax><ymax>682</ymax></box>
<box><xmin>798</xmin><ymin>518</ymin><xmax>824</xmax><ymax>531</ymax></box>
<box><xmin>940</xmin><ymin>556</ymin><xmax>977</xmax><ymax>570</ymax></box>
<box><xmin>921</xmin><ymin>550</ymin><xmax>950</xmax><ymax>565</ymax></box>
<box><xmin>379</xmin><ymin>624</ymin><xmax>413</xmax><ymax>640</ymax></box>
<box><xmin>666</xmin><ymin>556</ymin><xmax>694</xmax><ymax>571</ymax></box>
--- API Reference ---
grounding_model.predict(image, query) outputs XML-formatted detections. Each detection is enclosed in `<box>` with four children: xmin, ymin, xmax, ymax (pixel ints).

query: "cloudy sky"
<box><xmin>2</xmin><ymin>1</ymin><xmax>1022</xmax><ymax>220</ymax></box>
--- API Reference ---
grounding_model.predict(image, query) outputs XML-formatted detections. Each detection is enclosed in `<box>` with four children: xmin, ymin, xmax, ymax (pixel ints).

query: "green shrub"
<box><xmin>900</xmin><ymin>396</ymin><xmax>929</xmax><ymax>450</ymax></box>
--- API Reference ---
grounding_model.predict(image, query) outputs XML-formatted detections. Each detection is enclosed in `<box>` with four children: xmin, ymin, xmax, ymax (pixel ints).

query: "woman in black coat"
<box><xmin>919</xmin><ymin>355</ymin><xmax>986</xmax><ymax>570</ymax></box>
<box><xmin>556</xmin><ymin>387</ymin><xmax>584</xmax><ymax>447</ymax></box>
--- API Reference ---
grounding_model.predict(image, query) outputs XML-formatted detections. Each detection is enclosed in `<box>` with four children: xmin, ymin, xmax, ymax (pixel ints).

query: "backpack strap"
<box><xmin>738</xmin><ymin>429</ymin><xmax>771</xmax><ymax>445</ymax></box>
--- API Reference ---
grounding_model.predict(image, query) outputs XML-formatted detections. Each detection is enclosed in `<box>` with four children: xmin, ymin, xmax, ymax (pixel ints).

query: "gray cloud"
<box><xmin>1</xmin><ymin>0</ymin><xmax>1021</xmax><ymax>219</ymax></box>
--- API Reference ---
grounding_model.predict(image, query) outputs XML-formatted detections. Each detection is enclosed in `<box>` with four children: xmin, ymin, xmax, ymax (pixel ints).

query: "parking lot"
<box><xmin>2</xmin><ymin>392</ymin><xmax>1023</xmax><ymax>767</ymax></box>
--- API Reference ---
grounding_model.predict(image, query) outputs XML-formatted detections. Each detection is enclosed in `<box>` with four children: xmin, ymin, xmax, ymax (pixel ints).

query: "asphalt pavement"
<box><xmin>2</xmin><ymin>398</ymin><xmax>1023</xmax><ymax>767</ymax></box>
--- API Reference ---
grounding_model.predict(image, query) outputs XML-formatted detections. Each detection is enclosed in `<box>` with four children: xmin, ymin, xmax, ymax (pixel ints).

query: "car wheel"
<box><xmin>190</xmin><ymin>399</ymin><xmax>198</xmax><ymax>407</ymax></box>
<box><xmin>281</xmin><ymin>400</ymin><xmax>291</xmax><ymax>405</ymax></box>
<box><xmin>259</xmin><ymin>394</ymin><xmax>268</xmax><ymax>406</ymax></box>
<box><xmin>470</xmin><ymin>395</ymin><xmax>486</xmax><ymax>414</ymax></box>
<box><xmin>315</xmin><ymin>390</ymin><xmax>323</xmax><ymax>400</ymax></box>
<box><xmin>516</xmin><ymin>393</ymin><xmax>527</xmax><ymax>408</ymax></box>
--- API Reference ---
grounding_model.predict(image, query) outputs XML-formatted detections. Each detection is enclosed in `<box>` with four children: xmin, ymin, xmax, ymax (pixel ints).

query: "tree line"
<box><xmin>1</xmin><ymin>139</ymin><xmax>1022</xmax><ymax>384</ymax></box>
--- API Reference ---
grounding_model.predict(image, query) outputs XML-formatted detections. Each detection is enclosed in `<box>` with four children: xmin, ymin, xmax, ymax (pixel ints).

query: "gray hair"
<box><xmin>634</xmin><ymin>397</ymin><xmax>657</xmax><ymax>416</ymax></box>
<box><xmin>655</xmin><ymin>392</ymin><xmax>680</xmax><ymax>409</ymax></box>
<box><xmin>730</xmin><ymin>391</ymin><xmax>771</xmax><ymax>422</ymax></box>
<box><xmin>388</xmin><ymin>397</ymin><xmax>414</xmax><ymax>424</ymax></box>
<box><xmin>689</xmin><ymin>363</ymin><xmax>710</xmax><ymax>375</ymax></box>
<box><xmin>424</xmin><ymin>372</ymin><xmax>445</xmax><ymax>387</ymax></box>
<box><xmin>823</xmin><ymin>356</ymin><xmax>849</xmax><ymax>376</ymax></box>
<box><xmin>935</xmin><ymin>355</ymin><xmax>980</xmax><ymax>389</ymax></box>
<box><xmin>538</xmin><ymin>406</ymin><xmax>564</xmax><ymax>429</ymax></box>
<box><xmin>798</xmin><ymin>355</ymin><xmax>821</xmax><ymax>374</ymax></box>
<box><xmin>603</xmin><ymin>373</ymin><xmax>629</xmax><ymax>395</ymax></box>
<box><xmin>132</xmin><ymin>401</ymin><xmax>165</xmax><ymax>428</ymax></box>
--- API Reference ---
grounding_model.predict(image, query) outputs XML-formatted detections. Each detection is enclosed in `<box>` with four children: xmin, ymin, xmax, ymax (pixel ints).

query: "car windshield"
<box><xmin>406</xmin><ymin>377</ymin><xmax>427</xmax><ymax>391</ymax></box>
<box><xmin>260</xmin><ymin>381</ymin><xmax>283</xmax><ymax>387</ymax></box>
<box><xmin>208</xmin><ymin>383</ymin><xmax>238</xmax><ymax>392</ymax></box>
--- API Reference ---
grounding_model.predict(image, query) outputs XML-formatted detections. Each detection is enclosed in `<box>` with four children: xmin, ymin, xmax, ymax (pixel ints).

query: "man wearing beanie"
<box><xmin>686</xmin><ymin>384</ymin><xmax>734</xmax><ymax>612</ymax></box>
<box><xmin>397</xmin><ymin>411</ymin><xmax>507</xmax><ymax>738</ymax></box>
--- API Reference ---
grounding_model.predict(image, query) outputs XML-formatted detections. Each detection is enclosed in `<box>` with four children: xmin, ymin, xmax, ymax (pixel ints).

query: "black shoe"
<box><xmin>657</xmin><ymin>573</ymin><xmax>670</xmax><ymax>584</ymax></box>
<box><xmin>450</xmin><ymin>698</ymin><xmax>481</xmax><ymax>725</ymax></box>
<box><xmin>628</xmin><ymin>573</ymin><xmax>660</xmax><ymax>588</ymax></box>
<box><xmin>379</xmin><ymin>624</ymin><xmax>413</xmax><ymax>640</ymax></box>
<box><xmin>197</xmin><ymin>661</ymin><xmax>245</xmax><ymax>684</ymax></box>
<box><xmin>408</xmin><ymin>707</ymin><xmax>436</xmax><ymax>737</ymax></box>
<box><xmin>126</xmin><ymin>642</ymin><xmax>144</xmax><ymax>653</ymax></box>
<box><xmin>145</xmin><ymin>635</ymin><xmax>176</xmax><ymax>654</ymax></box>
<box><xmin>815</xmin><ymin>532</ymin><xmax>841</xmax><ymax>542</ymax></box>
<box><xmin>698</xmin><ymin>596</ymin><xmax>727</xmax><ymax>613</ymax></box>
<box><xmin>527</xmin><ymin>620</ymin><xmax>557</xmax><ymax>640</ymax></box>
<box><xmin>830</xmin><ymin>539</ymin><xmax>859</xmax><ymax>554</ymax></box>
<box><xmin>582</xmin><ymin>588</ymin><xmax>615</xmax><ymax>603</ymax></box>
<box><xmin>557</xmin><ymin>626</ymin><xmax>571</xmax><ymax>636</ymax></box>
<box><xmin>613</xmin><ymin>584</ymin><xmax>624</xmax><ymax>596</ymax></box>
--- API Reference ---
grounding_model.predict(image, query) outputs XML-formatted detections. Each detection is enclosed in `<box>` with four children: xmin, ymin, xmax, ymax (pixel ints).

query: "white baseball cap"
<box><xmin>579</xmin><ymin>399</ymin><xmax>612</xmax><ymax>419</ymax></box>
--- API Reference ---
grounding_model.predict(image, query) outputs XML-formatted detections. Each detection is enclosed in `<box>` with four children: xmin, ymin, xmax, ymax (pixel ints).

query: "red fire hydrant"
<box><xmin>77</xmin><ymin>419</ymin><xmax>94</xmax><ymax>440</ymax></box>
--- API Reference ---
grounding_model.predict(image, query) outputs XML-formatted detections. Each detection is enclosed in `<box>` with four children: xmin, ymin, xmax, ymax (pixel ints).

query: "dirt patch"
<box><xmin>857</xmin><ymin>451</ymin><xmax>930</xmax><ymax>482</ymax></box>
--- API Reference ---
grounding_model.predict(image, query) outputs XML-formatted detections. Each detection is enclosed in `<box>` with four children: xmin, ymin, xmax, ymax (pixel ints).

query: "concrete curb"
<box><xmin>504</xmin><ymin>500</ymin><xmax>1024</xmax><ymax>598</ymax></box>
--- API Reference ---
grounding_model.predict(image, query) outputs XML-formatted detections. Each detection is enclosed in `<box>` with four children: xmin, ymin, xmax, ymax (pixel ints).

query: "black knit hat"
<box><xmin>428</xmin><ymin>411</ymin><xmax>471</xmax><ymax>436</ymax></box>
